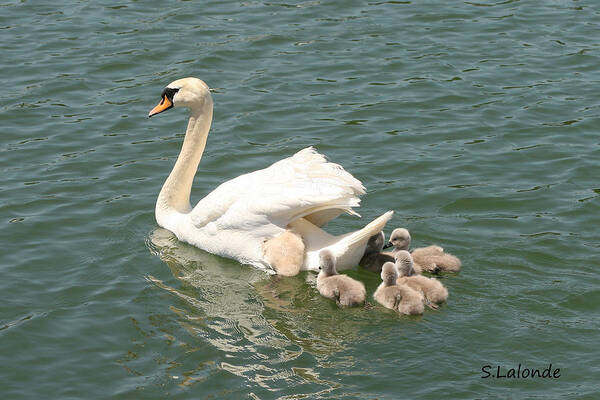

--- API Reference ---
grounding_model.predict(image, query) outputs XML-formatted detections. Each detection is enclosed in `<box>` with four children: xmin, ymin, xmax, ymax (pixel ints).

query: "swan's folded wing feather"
<box><xmin>189</xmin><ymin>147</ymin><xmax>365</xmax><ymax>230</ymax></box>
<box><xmin>238</xmin><ymin>180</ymin><xmax>359</xmax><ymax>223</ymax></box>
<box><xmin>214</xmin><ymin>180</ymin><xmax>360</xmax><ymax>234</ymax></box>
<box><xmin>188</xmin><ymin>172</ymin><xmax>256</xmax><ymax>228</ymax></box>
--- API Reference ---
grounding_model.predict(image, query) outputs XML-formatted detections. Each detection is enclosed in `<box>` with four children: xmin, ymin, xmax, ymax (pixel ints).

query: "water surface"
<box><xmin>1</xmin><ymin>0</ymin><xmax>599</xmax><ymax>398</ymax></box>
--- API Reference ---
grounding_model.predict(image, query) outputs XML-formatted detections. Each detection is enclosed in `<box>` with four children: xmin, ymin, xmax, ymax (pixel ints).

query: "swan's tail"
<box><xmin>328</xmin><ymin>210</ymin><xmax>394</xmax><ymax>270</ymax></box>
<box><xmin>299</xmin><ymin>210</ymin><xmax>394</xmax><ymax>271</ymax></box>
<box><xmin>342</xmin><ymin>210</ymin><xmax>394</xmax><ymax>249</ymax></box>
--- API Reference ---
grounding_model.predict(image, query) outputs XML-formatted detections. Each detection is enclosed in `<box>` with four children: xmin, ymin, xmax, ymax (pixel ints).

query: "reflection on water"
<box><xmin>144</xmin><ymin>227</ymin><xmax>372</xmax><ymax>393</ymax></box>
<box><xmin>136</xmin><ymin>228</ymin><xmax>428</xmax><ymax>397</ymax></box>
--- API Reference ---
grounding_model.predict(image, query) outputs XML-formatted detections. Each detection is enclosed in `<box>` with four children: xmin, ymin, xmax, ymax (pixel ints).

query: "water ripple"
<box><xmin>2</xmin><ymin>0</ymin><xmax>599</xmax><ymax>398</ymax></box>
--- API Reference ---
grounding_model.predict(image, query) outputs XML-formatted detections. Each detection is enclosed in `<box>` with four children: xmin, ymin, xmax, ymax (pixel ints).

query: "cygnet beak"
<box><xmin>383</xmin><ymin>242</ymin><xmax>393</xmax><ymax>249</ymax></box>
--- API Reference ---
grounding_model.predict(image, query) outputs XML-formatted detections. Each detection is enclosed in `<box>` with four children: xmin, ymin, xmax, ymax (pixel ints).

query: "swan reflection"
<box><xmin>145</xmin><ymin>227</ymin><xmax>371</xmax><ymax>390</ymax></box>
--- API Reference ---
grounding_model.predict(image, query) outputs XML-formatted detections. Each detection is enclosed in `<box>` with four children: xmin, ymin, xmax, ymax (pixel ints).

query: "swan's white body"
<box><xmin>150</xmin><ymin>78</ymin><xmax>393</xmax><ymax>273</ymax></box>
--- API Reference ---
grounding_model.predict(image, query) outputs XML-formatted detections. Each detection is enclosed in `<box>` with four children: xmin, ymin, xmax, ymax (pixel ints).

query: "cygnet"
<box><xmin>395</xmin><ymin>250</ymin><xmax>448</xmax><ymax>306</ymax></box>
<box><xmin>358</xmin><ymin>232</ymin><xmax>395</xmax><ymax>272</ymax></box>
<box><xmin>373</xmin><ymin>262</ymin><xmax>424</xmax><ymax>315</ymax></box>
<box><xmin>384</xmin><ymin>228</ymin><xmax>461</xmax><ymax>273</ymax></box>
<box><xmin>316</xmin><ymin>250</ymin><xmax>366</xmax><ymax>307</ymax></box>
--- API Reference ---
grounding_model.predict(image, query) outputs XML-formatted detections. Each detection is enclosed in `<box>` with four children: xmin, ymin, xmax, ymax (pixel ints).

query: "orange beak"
<box><xmin>148</xmin><ymin>96</ymin><xmax>173</xmax><ymax>118</ymax></box>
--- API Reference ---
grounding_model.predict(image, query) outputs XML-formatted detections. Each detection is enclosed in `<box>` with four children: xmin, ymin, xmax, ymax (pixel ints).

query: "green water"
<box><xmin>2</xmin><ymin>0</ymin><xmax>599</xmax><ymax>398</ymax></box>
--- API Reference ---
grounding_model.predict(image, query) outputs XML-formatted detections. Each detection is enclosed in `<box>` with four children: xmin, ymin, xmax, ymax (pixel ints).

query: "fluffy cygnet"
<box><xmin>316</xmin><ymin>250</ymin><xmax>366</xmax><ymax>307</ymax></box>
<box><xmin>358</xmin><ymin>232</ymin><xmax>395</xmax><ymax>272</ymax></box>
<box><xmin>385</xmin><ymin>228</ymin><xmax>461</xmax><ymax>273</ymax></box>
<box><xmin>395</xmin><ymin>250</ymin><xmax>448</xmax><ymax>305</ymax></box>
<box><xmin>373</xmin><ymin>262</ymin><xmax>424</xmax><ymax>315</ymax></box>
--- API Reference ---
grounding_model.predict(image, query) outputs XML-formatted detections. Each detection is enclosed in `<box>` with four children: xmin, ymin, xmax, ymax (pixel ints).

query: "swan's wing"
<box><xmin>218</xmin><ymin>175</ymin><xmax>359</xmax><ymax>231</ymax></box>
<box><xmin>190</xmin><ymin>147</ymin><xmax>365</xmax><ymax>229</ymax></box>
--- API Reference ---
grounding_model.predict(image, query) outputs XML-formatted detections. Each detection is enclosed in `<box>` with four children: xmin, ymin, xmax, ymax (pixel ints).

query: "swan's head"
<box><xmin>148</xmin><ymin>77</ymin><xmax>212</xmax><ymax>117</ymax></box>
<box><xmin>318</xmin><ymin>250</ymin><xmax>337</xmax><ymax>276</ymax></box>
<box><xmin>365</xmin><ymin>231</ymin><xmax>385</xmax><ymax>254</ymax></box>
<box><xmin>394</xmin><ymin>250</ymin><xmax>415</xmax><ymax>277</ymax></box>
<box><xmin>383</xmin><ymin>228</ymin><xmax>411</xmax><ymax>251</ymax></box>
<box><xmin>381</xmin><ymin>262</ymin><xmax>398</xmax><ymax>286</ymax></box>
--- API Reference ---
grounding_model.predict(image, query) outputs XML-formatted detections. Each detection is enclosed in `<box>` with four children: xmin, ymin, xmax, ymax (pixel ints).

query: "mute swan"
<box><xmin>395</xmin><ymin>250</ymin><xmax>448</xmax><ymax>305</ymax></box>
<box><xmin>148</xmin><ymin>77</ymin><xmax>393</xmax><ymax>274</ymax></box>
<box><xmin>358</xmin><ymin>232</ymin><xmax>394</xmax><ymax>272</ymax></box>
<box><xmin>384</xmin><ymin>228</ymin><xmax>461</xmax><ymax>273</ymax></box>
<box><xmin>373</xmin><ymin>262</ymin><xmax>424</xmax><ymax>315</ymax></box>
<box><xmin>316</xmin><ymin>250</ymin><xmax>366</xmax><ymax>306</ymax></box>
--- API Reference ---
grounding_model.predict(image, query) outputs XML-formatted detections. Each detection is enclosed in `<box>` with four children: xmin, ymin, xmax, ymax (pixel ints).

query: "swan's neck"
<box><xmin>156</xmin><ymin>101</ymin><xmax>213</xmax><ymax>224</ymax></box>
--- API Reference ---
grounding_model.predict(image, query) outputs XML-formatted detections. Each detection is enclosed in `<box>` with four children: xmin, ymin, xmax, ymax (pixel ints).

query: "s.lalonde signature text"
<box><xmin>481</xmin><ymin>364</ymin><xmax>560</xmax><ymax>379</ymax></box>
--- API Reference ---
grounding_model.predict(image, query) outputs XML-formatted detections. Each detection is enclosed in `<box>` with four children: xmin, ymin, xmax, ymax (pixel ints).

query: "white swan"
<box><xmin>148</xmin><ymin>77</ymin><xmax>393</xmax><ymax>274</ymax></box>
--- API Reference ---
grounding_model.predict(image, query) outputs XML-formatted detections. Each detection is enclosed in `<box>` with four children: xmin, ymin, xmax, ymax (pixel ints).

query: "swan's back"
<box><xmin>190</xmin><ymin>147</ymin><xmax>364</xmax><ymax>229</ymax></box>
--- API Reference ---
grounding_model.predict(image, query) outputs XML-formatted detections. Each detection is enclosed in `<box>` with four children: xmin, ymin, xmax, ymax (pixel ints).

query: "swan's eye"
<box><xmin>161</xmin><ymin>87</ymin><xmax>180</xmax><ymax>102</ymax></box>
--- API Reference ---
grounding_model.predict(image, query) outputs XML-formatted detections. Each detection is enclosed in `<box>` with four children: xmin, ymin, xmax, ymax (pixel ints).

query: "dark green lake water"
<box><xmin>2</xmin><ymin>0</ymin><xmax>599</xmax><ymax>398</ymax></box>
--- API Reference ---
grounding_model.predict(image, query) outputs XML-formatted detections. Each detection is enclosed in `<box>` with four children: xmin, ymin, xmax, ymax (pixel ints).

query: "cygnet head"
<box><xmin>365</xmin><ymin>231</ymin><xmax>385</xmax><ymax>254</ymax></box>
<box><xmin>384</xmin><ymin>228</ymin><xmax>411</xmax><ymax>251</ymax></box>
<box><xmin>318</xmin><ymin>250</ymin><xmax>337</xmax><ymax>276</ymax></box>
<box><xmin>149</xmin><ymin>77</ymin><xmax>212</xmax><ymax>117</ymax></box>
<box><xmin>381</xmin><ymin>262</ymin><xmax>398</xmax><ymax>286</ymax></box>
<box><xmin>395</xmin><ymin>250</ymin><xmax>416</xmax><ymax>277</ymax></box>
